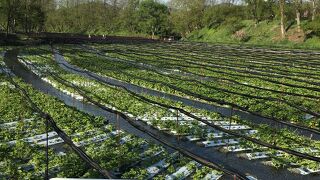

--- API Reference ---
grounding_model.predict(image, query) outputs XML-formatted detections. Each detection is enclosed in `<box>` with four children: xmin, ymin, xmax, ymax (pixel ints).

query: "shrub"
<box><xmin>223</xmin><ymin>17</ymin><xmax>245</xmax><ymax>34</ymax></box>
<box><xmin>203</xmin><ymin>4</ymin><xmax>246</xmax><ymax>29</ymax></box>
<box><xmin>303</xmin><ymin>18</ymin><xmax>320</xmax><ymax>37</ymax></box>
<box><xmin>232</xmin><ymin>29</ymin><xmax>250</xmax><ymax>42</ymax></box>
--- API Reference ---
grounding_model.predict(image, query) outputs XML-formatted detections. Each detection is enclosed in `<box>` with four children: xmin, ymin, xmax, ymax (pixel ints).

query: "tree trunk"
<box><xmin>6</xmin><ymin>10</ymin><xmax>10</xmax><ymax>36</ymax></box>
<box><xmin>6</xmin><ymin>0</ymin><xmax>12</xmax><ymax>36</ymax></box>
<box><xmin>25</xmin><ymin>0</ymin><xmax>28</xmax><ymax>33</ymax></box>
<box><xmin>253</xmin><ymin>0</ymin><xmax>258</xmax><ymax>27</ymax></box>
<box><xmin>296</xmin><ymin>10</ymin><xmax>301</xmax><ymax>32</ymax></box>
<box><xmin>280</xmin><ymin>0</ymin><xmax>286</xmax><ymax>38</ymax></box>
<box><xmin>152</xmin><ymin>31</ymin><xmax>155</xmax><ymax>39</ymax></box>
<box><xmin>312</xmin><ymin>0</ymin><xmax>316</xmax><ymax>21</ymax></box>
<box><xmin>295</xmin><ymin>0</ymin><xmax>302</xmax><ymax>32</ymax></box>
<box><xmin>113</xmin><ymin>0</ymin><xmax>117</xmax><ymax>13</ymax></box>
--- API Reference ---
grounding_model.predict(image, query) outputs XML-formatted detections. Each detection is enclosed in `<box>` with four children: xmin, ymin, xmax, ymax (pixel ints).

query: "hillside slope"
<box><xmin>186</xmin><ymin>20</ymin><xmax>320</xmax><ymax>49</ymax></box>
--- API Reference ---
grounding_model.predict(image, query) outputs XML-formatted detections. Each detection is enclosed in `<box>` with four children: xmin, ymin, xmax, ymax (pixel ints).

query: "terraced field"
<box><xmin>1</xmin><ymin>42</ymin><xmax>320</xmax><ymax>180</ymax></box>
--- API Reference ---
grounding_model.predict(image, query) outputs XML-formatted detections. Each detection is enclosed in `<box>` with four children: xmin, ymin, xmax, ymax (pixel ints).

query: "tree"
<box><xmin>137</xmin><ymin>0</ymin><xmax>170</xmax><ymax>38</ymax></box>
<box><xmin>246</xmin><ymin>0</ymin><xmax>260</xmax><ymax>25</ymax></box>
<box><xmin>0</xmin><ymin>0</ymin><xmax>46</xmax><ymax>34</ymax></box>
<box><xmin>0</xmin><ymin>0</ymin><xmax>8</xmax><ymax>31</ymax></box>
<box><xmin>311</xmin><ymin>0</ymin><xmax>318</xmax><ymax>21</ymax></box>
<box><xmin>169</xmin><ymin>0</ymin><xmax>206</xmax><ymax>37</ymax></box>
<box><xmin>293</xmin><ymin>0</ymin><xmax>302</xmax><ymax>31</ymax></box>
<box><xmin>22</xmin><ymin>1</ymin><xmax>46</xmax><ymax>32</ymax></box>
<box><xmin>118</xmin><ymin>0</ymin><xmax>140</xmax><ymax>33</ymax></box>
<box><xmin>4</xmin><ymin>0</ymin><xmax>16</xmax><ymax>34</ymax></box>
<box><xmin>279</xmin><ymin>0</ymin><xmax>286</xmax><ymax>38</ymax></box>
<box><xmin>246</xmin><ymin>0</ymin><xmax>275</xmax><ymax>26</ymax></box>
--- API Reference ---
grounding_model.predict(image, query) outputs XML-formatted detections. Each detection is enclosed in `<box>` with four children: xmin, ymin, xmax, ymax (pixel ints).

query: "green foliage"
<box><xmin>121</xmin><ymin>168</ymin><xmax>148</xmax><ymax>180</ymax></box>
<box><xmin>245</xmin><ymin>0</ymin><xmax>275</xmax><ymax>23</ymax></box>
<box><xmin>1</xmin><ymin>0</ymin><xmax>320</xmax><ymax>49</ymax></box>
<box><xmin>54</xmin><ymin>153</ymin><xmax>87</xmax><ymax>177</ymax></box>
<box><xmin>117</xmin><ymin>0</ymin><xmax>140</xmax><ymax>33</ymax></box>
<box><xmin>0</xmin><ymin>0</ymin><xmax>47</xmax><ymax>33</ymax></box>
<box><xmin>45</xmin><ymin>2</ymin><xmax>118</xmax><ymax>34</ymax></box>
<box><xmin>137</xmin><ymin>0</ymin><xmax>170</xmax><ymax>37</ymax></box>
<box><xmin>203</xmin><ymin>4</ymin><xmax>246</xmax><ymax>29</ymax></box>
<box><xmin>169</xmin><ymin>0</ymin><xmax>206</xmax><ymax>37</ymax></box>
<box><xmin>223</xmin><ymin>17</ymin><xmax>246</xmax><ymax>34</ymax></box>
<box><xmin>186</xmin><ymin>18</ymin><xmax>320</xmax><ymax>49</ymax></box>
<box><xmin>303</xmin><ymin>18</ymin><xmax>320</xmax><ymax>36</ymax></box>
<box><xmin>43</xmin><ymin>0</ymin><xmax>171</xmax><ymax>37</ymax></box>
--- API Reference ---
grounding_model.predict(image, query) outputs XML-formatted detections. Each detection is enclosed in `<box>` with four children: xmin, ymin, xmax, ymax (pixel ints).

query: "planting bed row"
<box><xmin>0</xmin><ymin>49</ymin><xmax>224</xmax><ymax>179</ymax></box>
<box><xmin>54</xmin><ymin>43</ymin><xmax>320</xmax><ymax>130</ymax></box>
<box><xmin>16</xmin><ymin>46</ymin><xmax>320</xmax><ymax>178</ymax></box>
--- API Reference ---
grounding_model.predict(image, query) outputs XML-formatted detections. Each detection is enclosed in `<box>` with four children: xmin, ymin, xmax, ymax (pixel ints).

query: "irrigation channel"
<box><xmin>4</xmin><ymin>48</ymin><xmax>319</xmax><ymax>180</ymax></box>
<box><xmin>53</xmin><ymin>45</ymin><xmax>320</xmax><ymax>140</ymax></box>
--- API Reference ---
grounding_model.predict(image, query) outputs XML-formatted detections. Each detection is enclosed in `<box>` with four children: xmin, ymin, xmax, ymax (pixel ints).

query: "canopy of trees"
<box><xmin>0</xmin><ymin>0</ymin><xmax>319</xmax><ymax>39</ymax></box>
